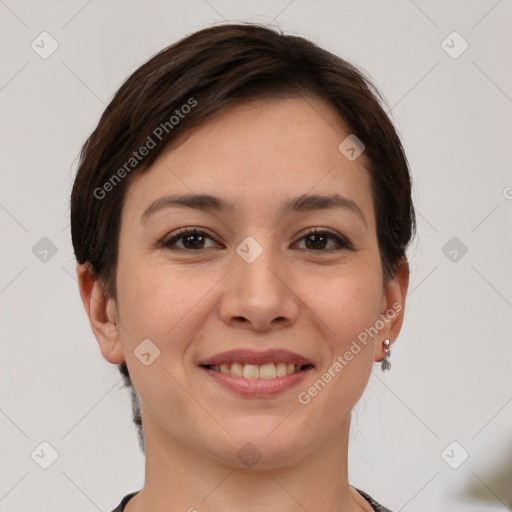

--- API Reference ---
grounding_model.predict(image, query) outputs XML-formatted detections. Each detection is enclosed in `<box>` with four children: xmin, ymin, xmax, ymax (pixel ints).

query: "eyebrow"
<box><xmin>141</xmin><ymin>192</ymin><xmax>367</xmax><ymax>227</ymax></box>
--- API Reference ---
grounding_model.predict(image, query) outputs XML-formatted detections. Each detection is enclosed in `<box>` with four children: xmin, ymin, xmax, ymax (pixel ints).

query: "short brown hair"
<box><xmin>71</xmin><ymin>22</ymin><xmax>416</xmax><ymax>453</ymax></box>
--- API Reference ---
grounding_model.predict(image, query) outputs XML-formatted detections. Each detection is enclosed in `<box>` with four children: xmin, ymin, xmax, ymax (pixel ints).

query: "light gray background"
<box><xmin>1</xmin><ymin>1</ymin><xmax>511</xmax><ymax>511</ymax></box>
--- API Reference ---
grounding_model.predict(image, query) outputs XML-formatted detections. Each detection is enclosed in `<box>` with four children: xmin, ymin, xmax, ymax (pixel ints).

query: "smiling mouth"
<box><xmin>201</xmin><ymin>362</ymin><xmax>314</xmax><ymax>379</ymax></box>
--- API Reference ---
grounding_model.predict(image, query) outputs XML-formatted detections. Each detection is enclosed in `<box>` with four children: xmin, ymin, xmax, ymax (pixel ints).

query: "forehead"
<box><xmin>167</xmin><ymin>95</ymin><xmax>355</xmax><ymax>167</ymax></box>
<box><xmin>122</xmin><ymin>96</ymin><xmax>374</xmax><ymax>228</ymax></box>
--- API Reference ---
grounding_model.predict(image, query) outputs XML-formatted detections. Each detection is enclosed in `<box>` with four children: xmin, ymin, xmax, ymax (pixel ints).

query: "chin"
<box><xmin>210</xmin><ymin>424</ymin><xmax>312</xmax><ymax>470</ymax></box>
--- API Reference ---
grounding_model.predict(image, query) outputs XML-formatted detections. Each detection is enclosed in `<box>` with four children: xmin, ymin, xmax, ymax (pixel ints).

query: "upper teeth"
<box><xmin>210</xmin><ymin>362</ymin><xmax>301</xmax><ymax>379</ymax></box>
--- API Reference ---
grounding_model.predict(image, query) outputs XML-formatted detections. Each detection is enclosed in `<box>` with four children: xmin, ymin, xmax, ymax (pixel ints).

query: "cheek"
<box><xmin>307</xmin><ymin>265</ymin><xmax>382</xmax><ymax>345</ymax></box>
<box><xmin>297</xmin><ymin>264</ymin><xmax>381</xmax><ymax>402</ymax></box>
<box><xmin>115</xmin><ymin>264</ymin><xmax>203</xmax><ymax>413</ymax></box>
<box><xmin>296</xmin><ymin>278</ymin><xmax>379</xmax><ymax>422</ymax></box>
<box><xmin>114</xmin><ymin>260</ymin><xmax>229</xmax><ymax>449</ymax></box>
<box><xmin>116</xmin><ymin>260</ymin><xmax>217</xmax><ymax>359</ymax></box>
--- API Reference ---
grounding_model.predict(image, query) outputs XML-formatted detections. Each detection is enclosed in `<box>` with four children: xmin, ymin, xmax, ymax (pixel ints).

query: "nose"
<box><xmin>218</xmin><ymin>238</ymin><xmax>299</xmax><ymax>332</ymax></box>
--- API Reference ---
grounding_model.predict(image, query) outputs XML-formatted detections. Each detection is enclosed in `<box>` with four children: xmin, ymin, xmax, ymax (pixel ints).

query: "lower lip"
<box><xmin>200</xmin><ymin>366</ymin><xmax>313</xmax><ymax>397</ymax></box>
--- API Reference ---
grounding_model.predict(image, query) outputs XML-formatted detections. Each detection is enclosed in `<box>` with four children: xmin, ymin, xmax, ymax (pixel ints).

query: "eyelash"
<box><xmin>159</xmin><ymin>227</ymin><xmax>354</xmax><ymax>253</ymax></box>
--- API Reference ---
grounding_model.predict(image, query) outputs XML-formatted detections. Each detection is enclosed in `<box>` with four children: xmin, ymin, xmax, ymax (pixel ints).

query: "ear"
<box><xmin>77</xmin><ymin>263</ymin><xmax>125</xmax><ymax>364</ymax></box>
<box><xmin>374</xmin><ymin>257</ymin><xmax>410</xmax><ymax>362</ymax></box>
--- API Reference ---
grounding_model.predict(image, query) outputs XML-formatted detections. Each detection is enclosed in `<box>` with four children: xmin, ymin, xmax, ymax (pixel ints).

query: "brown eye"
<box><xmin>180</xmin><ymin>232</ymin><xmax>207</xmax><ymax>250</ymax></box>
<box><xmin>160</xmin><ymin>228</ymin><xmax>353</xmax><ymax>253</ymax></box>
<box><xmin>296</xmin><ymin>229</ymin><xmax>352</xmax><ymax>252</ymax></box>
<box><xmin>161</xmin><ymin>229</ymin><xmax>219</xmax><ymax>251</ymax></box>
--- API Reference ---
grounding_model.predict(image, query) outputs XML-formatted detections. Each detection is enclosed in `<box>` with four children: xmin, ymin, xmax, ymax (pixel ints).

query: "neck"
<box><xmin>125</xmin><ymin>413</ymin><xmax>370</xmax><ymax>512</ymax></box>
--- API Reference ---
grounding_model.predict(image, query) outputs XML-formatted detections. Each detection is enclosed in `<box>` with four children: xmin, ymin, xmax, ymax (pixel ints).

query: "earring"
<box><xmin>381</xmin><ymin>339</ymin><xmax>391</xmax><ymax>372</ymax></box>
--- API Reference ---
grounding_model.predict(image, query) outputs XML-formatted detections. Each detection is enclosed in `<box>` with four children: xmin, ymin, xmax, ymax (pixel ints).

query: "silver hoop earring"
<box><xmin>381</xmin><ymin>339</ymin><xmax>391</xmax><ymax>372</ymax></box>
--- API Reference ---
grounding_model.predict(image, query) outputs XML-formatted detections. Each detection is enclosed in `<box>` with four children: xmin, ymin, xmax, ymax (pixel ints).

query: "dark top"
<box><xmin>110</xmin><ymin>487</ymin><xmax>393</xmax><ymax>511</ymax></box>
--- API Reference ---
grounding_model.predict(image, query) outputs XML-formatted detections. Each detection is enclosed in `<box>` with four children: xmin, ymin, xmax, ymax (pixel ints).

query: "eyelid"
<box><xmin>159</xmin><ymin>226</ymin><xmax>354</xmax><ymax>252</ymax></box>
<box><xmin>293</xmin><ymin>227</ymin><xmax>354</xmax><ymax>251</ymax></box>
<box><xmin>159</xmin><ymin>227</ymin><xmax>220</xmax><ymax>249</ymax></box>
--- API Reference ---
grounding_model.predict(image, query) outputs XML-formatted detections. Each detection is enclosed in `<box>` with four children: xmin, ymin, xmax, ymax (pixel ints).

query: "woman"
<box><xmin>71</xmin><ymin>22</ymin><xmax>414</xmax><ymax>512</ymax></box>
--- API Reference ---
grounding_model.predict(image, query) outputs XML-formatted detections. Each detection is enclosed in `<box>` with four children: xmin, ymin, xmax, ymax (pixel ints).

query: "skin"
<box><xmin>78</xmin><ymin>96</ymin><xmax>409</xmax><ymax>512</ymax></box>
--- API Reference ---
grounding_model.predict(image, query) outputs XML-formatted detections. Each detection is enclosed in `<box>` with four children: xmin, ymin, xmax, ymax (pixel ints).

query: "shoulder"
<box><xmin>110</xmin><ymin>489</ymin><xmax>392</xmax><ymax>512</ymax></box>
<box><xmin>110</xmin><ymin>491</ymin><xmax>139</xmax><ymax>512</ymax></box>
<box><xmin>354</xmin><ymin>487</ymin><xmax>395</xmax><ymax>512</ymax></box>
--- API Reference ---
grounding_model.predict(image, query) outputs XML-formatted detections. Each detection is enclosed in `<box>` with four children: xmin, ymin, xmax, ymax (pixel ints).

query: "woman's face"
<box><xmin>100</xmin><ymin>96</ymin><xmax>407</xmax><ymax>467</ymax></box>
